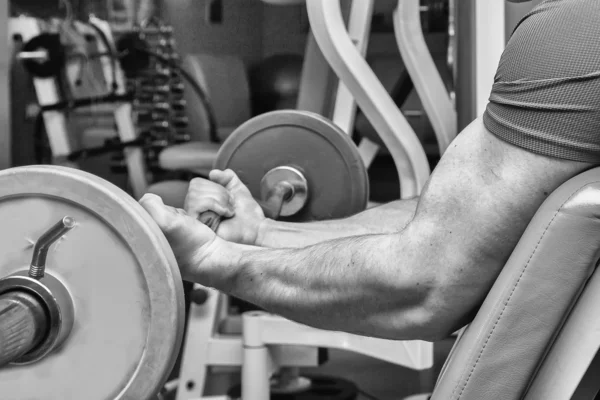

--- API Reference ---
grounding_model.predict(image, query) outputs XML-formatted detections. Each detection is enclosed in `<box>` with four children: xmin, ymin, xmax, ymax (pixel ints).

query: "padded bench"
<box><xmin>430</xmin><ymin>167</ymin><xmax>600</xmax><ymax>399</ymax></box>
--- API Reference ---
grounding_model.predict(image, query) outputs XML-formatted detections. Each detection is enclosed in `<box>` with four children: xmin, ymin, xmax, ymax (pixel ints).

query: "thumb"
<box><xmin>140</xmin><ymin>193</ymin><xmax>181</xmax><ymax>232</ymax></box>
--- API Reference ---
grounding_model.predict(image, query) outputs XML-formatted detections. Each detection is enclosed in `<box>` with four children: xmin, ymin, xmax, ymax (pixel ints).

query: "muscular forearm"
<box><xmin>256</xmin><ymin>197</ymin><xmax>419</xmax><ymax>248</ymax></box>
<box><xmin>217</xmin><ymin>223</ymin><xmax>437</xmax><ymax>341</ymax></box>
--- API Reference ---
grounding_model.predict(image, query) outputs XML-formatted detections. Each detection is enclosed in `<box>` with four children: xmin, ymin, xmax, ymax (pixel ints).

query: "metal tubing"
<box><xmin>242</xmin><ymin>312</ymin><xmax>272</xmax><ymax>400</ymax></box>
<box><xmin>0</xmin><ymin>291</ymin><xmax>48</xmax><ymax>367</ymax></box>
<box><xmin>331</xmin><ymin>0</ymin><xmax>374</xmax><ymax>136</ymax></box>
<box><xmin>306</xmin><ymin>0</ymin><xmax>431</xmax><ymax>198</ymax></box>
<box><xmin>394</xmin><ymin>0</ymin><xmax>457</xmax><ymax>154</ymax></box>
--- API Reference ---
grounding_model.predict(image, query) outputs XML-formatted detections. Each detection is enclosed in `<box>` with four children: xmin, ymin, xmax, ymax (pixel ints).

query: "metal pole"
<box><xmin>0</xmin><ymin>291</ymin><xmax>48</xmax><ymax>367</ymax></box>
<box><xmin>0</xmin><ymin>0</ymin><xmax>10</xmax><ymax>169</ymax></box>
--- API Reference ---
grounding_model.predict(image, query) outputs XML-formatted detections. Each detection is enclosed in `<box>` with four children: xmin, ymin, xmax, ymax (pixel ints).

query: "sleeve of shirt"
<box><xmin>483</xmin><ymin>0</ymin><xmax>600</xmax><ymax>163</ymax></box>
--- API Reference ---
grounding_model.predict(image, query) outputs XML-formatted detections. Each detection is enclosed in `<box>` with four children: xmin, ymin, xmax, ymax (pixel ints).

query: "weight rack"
<box><xmin>114</xmin><ymin>20</ymin><xmax>191</xmax><ymax>174</ymax></box>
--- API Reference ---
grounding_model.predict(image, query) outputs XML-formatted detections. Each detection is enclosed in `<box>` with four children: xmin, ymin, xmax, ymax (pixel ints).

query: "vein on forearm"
<box><xmin>258</xmin><ymin>198</ymin><xmax>419</xmax><ymax>248</ymax></box>
<box><xmin>231</xmin><ymin>228</ymin><xmax>435</xmax><ymax>339</ymax></box>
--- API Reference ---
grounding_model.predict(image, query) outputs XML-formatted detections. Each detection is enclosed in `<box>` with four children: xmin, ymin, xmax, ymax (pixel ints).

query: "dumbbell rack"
<box><xmin>116</xmin><ymin>20</ymin><xmax>191</xmax><ymax>175</ymax></box>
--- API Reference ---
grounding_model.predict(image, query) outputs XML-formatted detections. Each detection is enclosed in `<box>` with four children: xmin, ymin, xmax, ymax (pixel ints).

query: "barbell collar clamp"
<box><xmin>29</xmin><ymin>216</ymin><xmax>75</xmax><ymax>279</ymax></box>
<box><xmin>260</xmin><ymin>166</ymin><xmax>308</xmax><ymax>218</ymax></box>
<box><xmin>260</xmin><ymin>181</ymin><xmax>294</xmax><ymax>220</ymax></box>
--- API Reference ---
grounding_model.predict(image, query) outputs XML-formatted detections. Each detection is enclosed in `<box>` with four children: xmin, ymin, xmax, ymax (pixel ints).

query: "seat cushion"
<box><xmin>431</xmin><ymin>167</ymin><xmax>600</xmax><ymax>400</ymax></box>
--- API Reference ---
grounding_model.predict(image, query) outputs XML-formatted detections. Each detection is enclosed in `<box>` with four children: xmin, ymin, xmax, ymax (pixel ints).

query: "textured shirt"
<box><xmin>483</xmin><ymin>0</ymin><xmax>600</xmax><ymax>162</ymax></box>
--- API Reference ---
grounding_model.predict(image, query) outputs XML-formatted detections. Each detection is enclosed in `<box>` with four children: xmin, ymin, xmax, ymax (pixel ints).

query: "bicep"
<box><xmin>411</xmin><ymin>117</ymin><xmax>593</xmax><ymax>329</ymax></box>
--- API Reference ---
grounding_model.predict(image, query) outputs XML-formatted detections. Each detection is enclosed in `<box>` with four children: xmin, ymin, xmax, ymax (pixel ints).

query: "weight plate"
<box><xmin>215</xmin><ymin>110</ymin><xmax>369</xmax><ymax>221</ymax></box>
<box><xmin>0</xmin><ymin>166</ymin><xmax>185</xmax><ymax>400</ymax></box>
<box><xmin>21</xmin><ymin>33</ymin><xmax>66</xmax><ymax>78</ymax></box>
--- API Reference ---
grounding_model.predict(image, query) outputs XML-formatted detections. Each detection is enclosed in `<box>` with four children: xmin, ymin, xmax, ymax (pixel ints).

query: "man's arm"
<box><xmin>185</xmin><ymin>169</ymin><xmax>419</xmax><ymax>248</ymax></box>
<box><xmin>256</xmin><ymin>197</ymin><xmax>419</xmax><ymax>248</ymax></box>
<box><xmin>210</xmin><ymin>118</ymin><xmax>593</xmax><ymax>341</ymax></box>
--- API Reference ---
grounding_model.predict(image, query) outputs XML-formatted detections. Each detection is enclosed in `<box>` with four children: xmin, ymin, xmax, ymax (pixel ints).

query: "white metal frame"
<box><xmin>331</xmin><ymin>0</ymin><xmax>458</xmax><ymax>171</ymax></box>
<box><xmin>306</xmin><ymin>0</ymin><xmax>430</xmax><ymax>199</ymax></box>
<box><xmin>330</xmin><ymin>0</ymin><xmax>373</xmax><ymax>135</ymax></box>
<box><xmin>296</xmin><ymin>33</ymin><xmax>337</xmax><ymax>116</ymax></box>
<box><xmin>240</xmin><ymin>311</ymin><xmax>433</xmax><ymax>400</ymax></box>
<box><xmin>176</xmin><ymin>287</ymin><xmax>321</xmax><ymax>400</ymax></box>
<box><xmin>394</xmin><ymin>0</ymin><xmax>457</xmax><ymax>154</ymax></box>
<box><xmin>329</xmin><ymin>0</ymin><xmax>382</xmax><ymax>169</ymax></box>
<box><xmin>10</xmin><ymin>17</ymin><xmax>74</xmax><ymax>162</ymax></box>
<box><xmin>474</xmin><ymin>1</ymin><xmax>505</xmax><ymax>118</ymax></box>
<box><xmin>296</xmin><ymin>0</ymin><xmax>353</xmax><ymax>117</ymax></box>
<box><xmin>178</xmin><ymin>293</ymin><xmax>433</xmax><ymax>400</ymax></box>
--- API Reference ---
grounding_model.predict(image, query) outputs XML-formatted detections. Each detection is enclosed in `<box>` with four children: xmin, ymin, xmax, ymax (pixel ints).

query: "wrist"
<box><xmin>195</xmin><ymin>237</ymin><xmax>244</xmax><ymax>291</ymax></box>
<box><xmin>217</xmin><ymin>240</ymin><xmax>262</xmax><ymax>294</ymax></box>
<box><xmin>255</xmin><ymin>218</ymin><xmax>277</xmax><ymax>247</ymax></box>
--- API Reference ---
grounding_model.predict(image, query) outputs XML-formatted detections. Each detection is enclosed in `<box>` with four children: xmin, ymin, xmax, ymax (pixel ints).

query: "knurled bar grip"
<box><xmin>0</xmin><ymin>291</ymin><xmax>48</xmax><ymax>367</ymax></box>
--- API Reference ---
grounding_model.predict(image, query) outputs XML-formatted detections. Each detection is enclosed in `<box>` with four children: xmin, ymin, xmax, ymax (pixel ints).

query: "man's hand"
<box><xmin>139</xmin><ymin>193</ymin><xmax>237</xmax><ymax>287</ymax></box>
<box><xmin>184</xmin><ymin>169</ymin><xmax>266</xmax><ymax>246</ymax></box>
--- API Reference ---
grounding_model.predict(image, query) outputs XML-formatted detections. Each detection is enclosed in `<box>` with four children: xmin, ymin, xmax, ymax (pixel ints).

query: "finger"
<box><xmin>185</xmin><ymin>184</ymin><xmax>234</xmax><ymax>215</ymax></box>
<box><xmin>185</xmin><ymin>196</ymin><xmax>234</xmax><ymax>218</ymax></box>
<box><xmin>189</xmin><ymin>177</ymin><xmax>234</xmax><ymax>205</ymax></box>
<box><xmin>208</xmin><ymin>169</ymin><xmax>234</xmax><ymax>186</ymax></box>
<box><xmin>139</xmin><ymin>193</ymin><xmax>187</xmax><ymax>234</ymax></box>
<box><xmin>188</xmin><ymin>177</ymin><xmax>212</xmax><ymax>190</ymax></box>
<box><xmin>139</xmin><ymin>194</ymin><xmax>180</xmax><ymax>232</ymax></box>
<box><xmin>210</xmin><ymin>169</ymin><xmax>250</xmax><ymax>194</ymax></box>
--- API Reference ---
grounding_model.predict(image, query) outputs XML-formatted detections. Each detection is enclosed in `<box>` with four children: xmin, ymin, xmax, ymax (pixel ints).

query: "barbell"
<box><xmin>0</xmin><ymin>110</ymin><xmax>369</xmax><ymax>399</ymax></box>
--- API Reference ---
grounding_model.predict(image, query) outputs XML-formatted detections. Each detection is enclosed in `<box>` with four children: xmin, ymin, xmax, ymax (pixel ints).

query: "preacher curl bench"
<box><xmin>0</xmin><ymin>157</ymin><xmax>598</xmax><ymax>399</ymax></box>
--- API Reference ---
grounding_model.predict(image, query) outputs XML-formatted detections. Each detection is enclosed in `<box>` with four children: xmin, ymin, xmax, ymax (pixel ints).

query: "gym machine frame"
<box><xmin>10</xmin><ymin>16</ymin><xmax>150</xmax><ymax>199</ymax></box>
<box><xmin>0</xmin><ymin>1</ymin><xmax>9</xmax><ymax>169</ymax></box>
<box><xmin>307</xmin><ymin>0</ymin><xmax>457</xmax><ymax>198</ymax></box>
<box><xmin>329</xmin><ymin>0</ymin><xmax>457</xmax><ymax>173</ymax></box>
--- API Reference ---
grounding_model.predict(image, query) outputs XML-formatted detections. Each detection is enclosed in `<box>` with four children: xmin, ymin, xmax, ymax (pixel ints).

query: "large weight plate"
<box><xmin>0</xmin><ymin>166</ymin><xmax>185</xmax><ymax>400</ymax></box>
<box><xmin>215</xmin><ymin>110</ymin><xmax>369</xmax><ymax>221</ymax></box>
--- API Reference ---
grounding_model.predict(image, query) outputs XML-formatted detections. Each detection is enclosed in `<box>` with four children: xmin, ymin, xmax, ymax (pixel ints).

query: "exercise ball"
<box><xmin>250</xmin><ymin>53</ymin><xmax>303</xmax><ymax>114</ymax></box>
